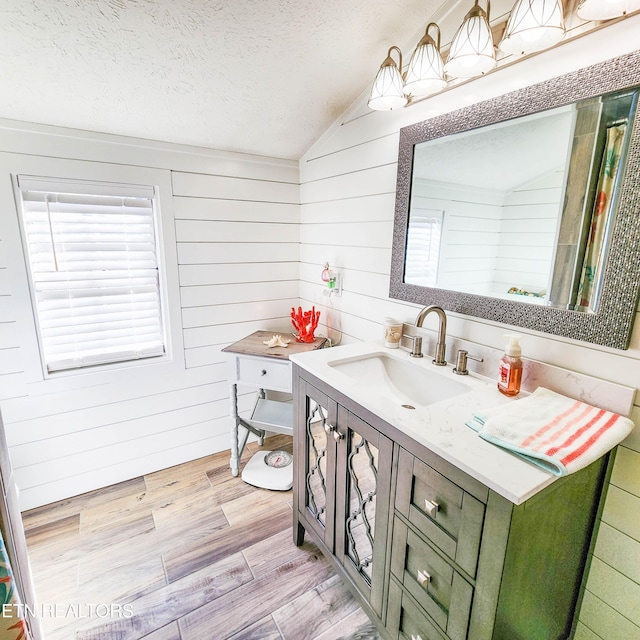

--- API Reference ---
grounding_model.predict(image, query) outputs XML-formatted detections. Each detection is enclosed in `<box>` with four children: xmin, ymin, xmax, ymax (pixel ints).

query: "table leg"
<box><xmin>258</xmin><ymin>388</ymin><xmax>266</xmax><ymax>445</ymax></box>
<box><xmin>229</xmin><ymin>383</ymin><xmax>240</xmax><ymax>476</ymax></box>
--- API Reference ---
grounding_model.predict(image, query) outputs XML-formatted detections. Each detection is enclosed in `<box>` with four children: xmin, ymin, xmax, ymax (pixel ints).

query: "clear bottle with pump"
<box><xmin>498</xmin><ymin>334</ymin><xmax>522</xmax><ymax>397</ymax></box>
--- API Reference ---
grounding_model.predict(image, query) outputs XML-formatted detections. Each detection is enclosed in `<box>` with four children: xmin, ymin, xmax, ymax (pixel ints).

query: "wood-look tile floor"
<box><xmin>22</xmin><ymin>435</ymin><xmax>382</xmax><ymax>640</ymax></box>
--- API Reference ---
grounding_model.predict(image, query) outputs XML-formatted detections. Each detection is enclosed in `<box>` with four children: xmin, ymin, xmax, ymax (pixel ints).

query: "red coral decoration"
<box><xmin>290</xmin><ymin>306</ymin><xmax>320</xmax><ymax>343</ymax></box>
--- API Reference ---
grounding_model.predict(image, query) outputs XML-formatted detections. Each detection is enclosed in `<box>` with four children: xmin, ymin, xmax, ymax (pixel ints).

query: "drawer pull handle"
<box><xmin>260</xmin><ymin>369</ymin><xmax>267</xmax><ymax>376</ymax></box>
<box><xmin>424</xmin><ymin>500</ymin><xmax>440</xmax><ymax>518</ymax></box>
<box><xmin>417</xmin><ymin>569</ymin><xmax>431</xmax><ymax>587</ymax></box>
<box><xmin>333</xmin><ymin>430</ymin><xmax>344</xmax><ymax>441</ymax></box>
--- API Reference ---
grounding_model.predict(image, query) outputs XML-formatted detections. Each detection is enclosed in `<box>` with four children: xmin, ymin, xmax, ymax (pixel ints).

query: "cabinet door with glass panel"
<box><xmin>334</xmin><ymin>407</ymin><xmax>393</xmax><ymax>619</ymax></box>
<box><xmin>294</xmin><ymin>378</ymin><xmax>338</xmax><ymax>552</ymax></box>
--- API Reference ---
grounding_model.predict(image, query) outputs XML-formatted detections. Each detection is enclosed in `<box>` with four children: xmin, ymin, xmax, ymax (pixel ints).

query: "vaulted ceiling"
<box><xmin>0</xmin><ymin>0</ymin><xmax>443</xmax><ymax>159</ymax></box>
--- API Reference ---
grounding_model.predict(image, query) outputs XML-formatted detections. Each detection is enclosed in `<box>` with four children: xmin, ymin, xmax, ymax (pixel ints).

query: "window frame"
<box><xmin>403</xmin><ymin>208</ymin><xmax>444</xmax><ymax>288</ymax></box>
<box><xmin>2</xmin><ymin>156</ymin><xmax>183</xmax><ymax>384</ymax></box>
<box><xmin>16</xmin><ymin>175</ymin><xmax>168</xmax><ymax>374</ymax></box>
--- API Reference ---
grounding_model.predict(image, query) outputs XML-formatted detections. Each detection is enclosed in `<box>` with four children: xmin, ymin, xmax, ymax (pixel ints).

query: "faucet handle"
<box><xmin>453</xmin><ymin>349</ymin><xmax>483</xmax><ymax>375</ymax></box>
<box><xmin>403</xmin><ymin>334</ymin><xmax>423</xmax><ymax>358</ymax></box>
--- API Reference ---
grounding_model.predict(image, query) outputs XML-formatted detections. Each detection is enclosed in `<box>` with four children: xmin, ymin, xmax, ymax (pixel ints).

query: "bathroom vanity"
<box><xmin>290</xmin><ymin>342</ymin><xmax>624</xmax><ymax>640</ymax></box>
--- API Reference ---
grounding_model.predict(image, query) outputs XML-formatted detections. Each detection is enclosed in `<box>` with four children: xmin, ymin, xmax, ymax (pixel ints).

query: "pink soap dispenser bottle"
<box><xmin>498</xmin><ymin>334</ymin><xmax>522</xmax><ymax>397</ymax></box>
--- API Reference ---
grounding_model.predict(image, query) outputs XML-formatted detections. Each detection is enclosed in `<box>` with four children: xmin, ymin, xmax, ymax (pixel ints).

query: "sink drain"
<box><xmin>401</xmin><ymin>404</ymin><xmax>416</xmax><ymax>410</ymax></box>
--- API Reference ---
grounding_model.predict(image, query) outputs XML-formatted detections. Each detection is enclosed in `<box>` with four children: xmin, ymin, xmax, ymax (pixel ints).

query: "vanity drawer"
<box><xmin>396</xmin><ymin>449</ymin><xmax>485</xmax><ymax>578</ymax></box>
<box><xmin>391</xmin><ymin>518</ymin><xmax>473</xmax><ymax>640</ymax></box>
<box><xmin>387</xmin><ymin>578</ymin><xmax>447</xmax><ymax>640</ymax></box>
<box><xmin>235</xmin><ymin>355</ymin><xmax>292</xmax><ymax>392</ymax></box>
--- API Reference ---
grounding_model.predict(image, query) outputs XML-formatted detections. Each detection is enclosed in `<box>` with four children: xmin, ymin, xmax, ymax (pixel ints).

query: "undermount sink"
<box><xmin>327</xmin><ymin>351</ymin><xmax>471</xmax><ymax>408</ymax></box>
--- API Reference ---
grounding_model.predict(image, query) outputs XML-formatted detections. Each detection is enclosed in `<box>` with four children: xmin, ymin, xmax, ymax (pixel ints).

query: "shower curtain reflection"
<box><xmin>0</xmin><ymin>530</ymin><xmax>33</xmax><ymax>639</ymax></box>
<box><xmin>576</xmin><ymin>121</ymin><xmax>627</xmax><ymax>312</ymax></box>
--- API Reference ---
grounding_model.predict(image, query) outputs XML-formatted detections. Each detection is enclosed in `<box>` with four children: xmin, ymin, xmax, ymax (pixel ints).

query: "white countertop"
<box><xmin>290</xmin><ymin>340</ymin><xmax>559</xmax><ymax>505</ymax></box>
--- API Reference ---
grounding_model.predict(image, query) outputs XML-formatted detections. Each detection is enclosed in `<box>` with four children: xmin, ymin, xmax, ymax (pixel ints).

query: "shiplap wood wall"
<box><xmin>299</xmin><ymin>19</ymin><xmax>640</xmax><ymax>640</ymax></box>
<box><xmin>0</xmin><ymin>128</ymin><xmax>299</xmax><ymax>510</ymax></box>
<box><xmin>0</xmin><ymin>239</ymin><xmax>19</xmax><ymax>389</ymax></box>
<box><xmin>497</xmin><ymin>171</ymin><xmax>564</xmax><ymax>293</ymax></box>
<box><xmin>408</xmin><ymin>170</ymin><xmax>563</xmax><ymax>298</ymax></box>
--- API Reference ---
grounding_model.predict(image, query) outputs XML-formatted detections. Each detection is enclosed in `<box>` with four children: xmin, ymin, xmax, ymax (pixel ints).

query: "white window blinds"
<box><xmin>404</xmin><ymin>209</ymin><xmax>443</xmax><ymax>287</ymax></box>
<box><xmin>17</xmin><ymin>176</ymin><xmax>165</xmax><ymax>373</ymax></box>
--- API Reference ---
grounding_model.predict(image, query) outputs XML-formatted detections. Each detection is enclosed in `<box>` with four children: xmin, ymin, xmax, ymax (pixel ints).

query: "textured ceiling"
<box><xmin>0</xmin><ymin>0</ymin><xmax>442</xmax><ymax>160</ymax></box>
<box><xmin>414</xmin><ymin>106</ymin><xmax>576</xmax><ymax>191</ymax></box>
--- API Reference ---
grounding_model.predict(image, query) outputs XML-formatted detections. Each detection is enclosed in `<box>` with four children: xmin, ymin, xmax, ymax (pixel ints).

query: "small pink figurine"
<box><xmin>291</xmin><ymin>306</ymin><xmax>320</xmax><ymax>343</ymax></box>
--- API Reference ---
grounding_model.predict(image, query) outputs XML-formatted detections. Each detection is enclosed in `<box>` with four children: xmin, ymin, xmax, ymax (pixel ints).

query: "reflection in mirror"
<box><xmin>406</xmin><ymin>104</ymin><xmax>575</xmax><ymax>298</ymax></box>
<box><xmin>404</xmin><ymin>90</ymin><xmax>637</xmax><ymax>313</ymax></box>
<box><xmin>390</xmin><ymin>50</ymin><xmax>640</xmax><ymax>349</ymax></box>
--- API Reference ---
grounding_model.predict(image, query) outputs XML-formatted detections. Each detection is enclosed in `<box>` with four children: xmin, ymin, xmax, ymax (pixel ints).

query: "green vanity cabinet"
<box><xmin>293</xmin><ymin>366</ymin><xmax>609</xmax><ymax>640</ymax></box>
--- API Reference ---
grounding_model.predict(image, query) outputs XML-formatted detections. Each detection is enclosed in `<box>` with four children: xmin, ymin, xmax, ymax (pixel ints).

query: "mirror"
<box><xmin>390</xmin><ymin>50</ymin><xmax>640</xmax><ymax>349</ymax></box>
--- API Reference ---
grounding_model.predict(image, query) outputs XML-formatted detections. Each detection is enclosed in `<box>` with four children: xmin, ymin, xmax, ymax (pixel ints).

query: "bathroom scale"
<box><xmin>241</xmin><ymin>449</ymin><xmax>293</xmax><ymax>491</ymax></box>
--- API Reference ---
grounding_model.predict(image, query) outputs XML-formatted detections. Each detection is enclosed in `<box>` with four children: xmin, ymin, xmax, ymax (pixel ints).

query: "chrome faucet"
<box><xmin>415</xmin><ymin>305</ymin><xmax>447</xmax><ymax>366</ymax></box>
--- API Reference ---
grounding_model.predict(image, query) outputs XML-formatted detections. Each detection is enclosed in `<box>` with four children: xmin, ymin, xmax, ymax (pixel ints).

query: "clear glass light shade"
<box><xmin>368</xmin><ymin>48</ymin><xmax>408</xmax><ymax>111</ymax></box>
<box><xmin>500</xmin><ymin>0</ymin><xmax>565</xmax><ymax>55</ymax></box>
<box><xmin>577</xmin><ymin>0</ymin><xmax>640</xmax><ymax>19</ymax></box>
<box><xmin>404</xmin><ymin>40</ymin><xmax>447</xmax><ymax>96</ymax></box>
<box><xmin>444</xmin><ymin>7</ymin><xmax>496</xmax><ymax>78</ymax></box>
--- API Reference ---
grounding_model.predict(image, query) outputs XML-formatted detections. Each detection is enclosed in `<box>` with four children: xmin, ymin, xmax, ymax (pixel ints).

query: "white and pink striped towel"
<box><xmin>466</xmin><ymin>387</ymin><xmax>635</xmax><ymax>476</ymax></box>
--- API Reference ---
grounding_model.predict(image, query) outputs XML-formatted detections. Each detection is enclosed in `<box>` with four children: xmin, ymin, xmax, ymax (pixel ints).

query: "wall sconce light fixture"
<box><xmin>404</xmin><ymin>23</ymin><xmax>447</xmax><ymax>97</ymax></box>
<box><xmin>367</xmin><ymin>0</ymin><xmax>638</xmax><ymax>111</ymax></box>
<box><xmin>500</xmin><ymin>0</ymin><xmax>565</xmax><ymax>54</ymax></box>
<box><xmin>577</xmin><ymin>0</ymin><xmax>640</xmax><ymax>19</ymax></box>
<box><xmin>444</xmin><ymin>0</ymin><xmax>496</xmax><ymax>78</ymax></box>
<box><xmin>368</xmin><ymin>46</ymin><xmax>408</xmax><ymax>111</ymax></box>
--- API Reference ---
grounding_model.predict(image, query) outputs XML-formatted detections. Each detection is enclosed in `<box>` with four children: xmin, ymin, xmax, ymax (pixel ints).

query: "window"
<box><xmin>16</xmin><ymin>175</ymin><xmax>166</xmax><ymax>373</ymax></box>
<box><xmin>403</xmin><ymin>209</ymin><xmax>443</xmax><ymax>287</ymax></box>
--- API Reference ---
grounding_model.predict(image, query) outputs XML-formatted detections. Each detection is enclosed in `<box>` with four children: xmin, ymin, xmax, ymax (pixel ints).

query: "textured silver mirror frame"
<box><xmin>390</xmin><ymin>50</ymin><xmax>640</xmax><ymax>350</ymax></box>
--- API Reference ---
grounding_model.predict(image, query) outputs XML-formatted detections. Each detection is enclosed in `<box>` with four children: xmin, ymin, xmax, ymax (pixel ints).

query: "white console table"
<box><xmin>222</xmin><ymin>330</ymin><xmax>327</xmax><ymax>476</ymax></box>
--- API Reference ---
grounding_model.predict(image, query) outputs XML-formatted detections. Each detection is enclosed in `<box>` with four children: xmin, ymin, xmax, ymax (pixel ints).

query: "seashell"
<box><xmin>262</xmin><ymin>334</ymin><xmax>291</xmax><ymax>348</ymax></box>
